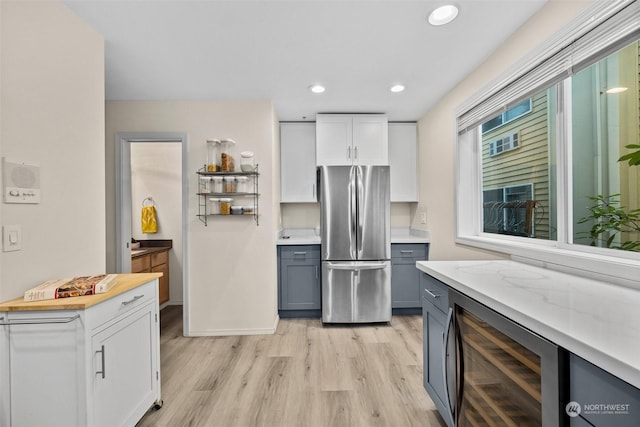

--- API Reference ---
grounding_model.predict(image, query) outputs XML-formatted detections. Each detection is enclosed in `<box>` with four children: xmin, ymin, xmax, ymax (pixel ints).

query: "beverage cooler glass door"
<box><xmin>450</xmin><ymin>290</ymin><xmax>561</xmax><ymax>426</ymax></box>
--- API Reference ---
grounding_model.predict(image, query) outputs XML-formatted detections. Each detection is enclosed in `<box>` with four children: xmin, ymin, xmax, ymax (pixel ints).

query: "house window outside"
<box><xmin>483</xmin><ymin>183</ymin><xmax>535</xmax><ymax>236</ymax></box>
<box><xmin>481</xmin><ymin>99</ymin><xmax>532</xmax><ymax>134</ymax></box>
<box><xmin>481</xmin><ymin>90</ymin><xmax>555</xmax><ymax>241</ymax></box>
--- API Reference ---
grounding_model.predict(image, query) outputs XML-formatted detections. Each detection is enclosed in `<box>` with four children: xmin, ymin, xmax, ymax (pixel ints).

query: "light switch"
<box><xmin>3</xmin><ymin>225</ymin><xmax>22</xmax><ymax>252</ymax></box>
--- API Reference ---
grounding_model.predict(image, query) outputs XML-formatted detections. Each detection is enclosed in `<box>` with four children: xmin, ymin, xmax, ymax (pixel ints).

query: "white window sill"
<box><xmin>455</xmin><ymin>235</ymin><xmax>640</xmax><ymax>290</ymax></box>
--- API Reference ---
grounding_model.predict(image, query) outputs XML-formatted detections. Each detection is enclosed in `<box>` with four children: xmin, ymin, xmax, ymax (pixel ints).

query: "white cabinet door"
<box><xmin>353</xmin><ymin>115</ymin><xmax>388</xmax><ymax>165</ymax></box>
<box><xmin>280</xmin><ymin>123</ymin><xmax>317</xmax><ymax>202</ymax></box>
<box><xmin>92</xmin><ymin>304</ymin><xmax>157</xmax><ymax>427</ymax></box>
<box><xmin>389</xmin><ymin>123</ymin><xmax>418</xmax><ymax>202</ymax></box>
<box><xmin>315</xmin><ymin>115</ymin><xmax>352</xmax><ymax>165</ymax></box>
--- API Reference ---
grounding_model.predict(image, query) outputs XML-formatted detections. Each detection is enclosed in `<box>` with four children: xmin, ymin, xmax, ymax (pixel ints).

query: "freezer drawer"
<box><xmin>322</xmin><ymin>261</ymin><xmax>391</xmax><ymax>323</ymax></box>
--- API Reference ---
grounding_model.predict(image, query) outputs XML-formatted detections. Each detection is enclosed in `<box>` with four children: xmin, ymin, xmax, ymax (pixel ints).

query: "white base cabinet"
<box><xmin>0</xmin><ymin>277</ymin><xmax>161</xmax><ymax>427</ymax></box>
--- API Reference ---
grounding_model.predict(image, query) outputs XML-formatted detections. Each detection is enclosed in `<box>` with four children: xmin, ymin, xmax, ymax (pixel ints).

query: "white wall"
<box><xmin>131</xmin><ymin>142</ymin><xmax>183</xmax><ymax>303</ymax></box>
<box><xmin>106</xmin><ymin>100</ymin><xmax>279</xmax><ymax>335</ymax></box>
<box><xmin>413</xmin><ymin>0</ymin><xmax>592</xmax><ymax>261</ymax></box>
<box><xmin>0</xmin><ymin>0</ymin><xmax>105</xmax><ymax>301</ymax></box>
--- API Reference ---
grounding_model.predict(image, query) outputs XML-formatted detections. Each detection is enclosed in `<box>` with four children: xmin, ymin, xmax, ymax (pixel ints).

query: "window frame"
<box><xmin>454</xmin><ymin>3</ymin><xmax>640</xmax><ymax>287</ymax></box>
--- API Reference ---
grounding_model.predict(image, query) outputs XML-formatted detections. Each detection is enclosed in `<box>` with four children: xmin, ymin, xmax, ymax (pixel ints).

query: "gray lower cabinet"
<box><xmin>391</xmin><ymin>243</ymin><xmax>429</xmax><ymax>311</ymax></box>
<box><xmin>421</xmin><ymin>273</ymin><xmax>454</xmax><ymax>427</ymax></box>
<box><xmin>569</xmin><ymin>353</ymin><xmax>640</xmax><ymax>426</ymax></box>
<box><xmin>278</xmin><ymin>245</ymin><xmax>321</xmax><ymax>317</ymax></box>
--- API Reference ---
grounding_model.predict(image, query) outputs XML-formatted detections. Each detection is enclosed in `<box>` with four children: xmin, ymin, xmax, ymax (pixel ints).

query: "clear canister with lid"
<box><xmin>223</xmin><ymin>176</ymin><xmax>236</xmax><ymax>193</ymax></box>
<box><xmin>240</xmin><ymin>151</ymin><xmax>255</xmax><ymax>172</ymax></box>
<box><xmin>236</xmin><ymin>176</ymin><xmax>250</xmax><ymax>193</ymax></box>
<box><xmin>206</xmin><ymin>139</ymin><xmax>221</xmax><ymax>172</ymax></box>
<box><xmin>219</xmin><ymin>198</ymin><xmax>233</xmax><ymax>215</ymax></box>
<box><xmin>199</xmin><ymin>176</ymin><xmax>211</xmax><ymax>193</ymax></box>
<box><xmin>208</xmin><ymin>198</ymin><xmax>220</xmax><ymax>215</ymax></box>
<box><xmin>220</xmin><ymin>138</ymin><xmax>236</xmax><ymax>172</ymax></box>
<box><xmin>211</xmin><ymin>176</ymin><xmax>223</xmax><ymax>193</ymax></box>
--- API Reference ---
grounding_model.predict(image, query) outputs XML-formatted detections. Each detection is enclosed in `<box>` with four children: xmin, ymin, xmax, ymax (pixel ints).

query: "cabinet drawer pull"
<box><xmin>400</xmin><ymin>250</ymin><xmax>414</xmax><ymax>254</ymax></box>
<box><xmin>424</xmin><ymin>289</ymin><xmax>440</xmax><ymax>299</ymax></box>
<box><xmin>96</xmin><ymin>345</ymin><xmax>106</xmax><ymax>379</ymax></box>
<box><xmin>293</xmin><ymin>251</ymin><xmax>307</xmax><ymax>256</ymax></box>
<box><xmin>121</xmin><ymin>295</ymin><xmax>144</xmax><ymax>306</ymax></box>
<box><xmin>0</xmin><ymin>314</ymin><xmax>80</xmax><ymax>326</ymax></box>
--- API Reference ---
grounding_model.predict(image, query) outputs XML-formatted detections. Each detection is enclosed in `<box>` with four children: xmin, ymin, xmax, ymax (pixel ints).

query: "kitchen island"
<box><xmin>417</xmin><ymin>260</ymin><xmax>640</xmax><ymax>426</ymax></box>
<box><xmin>0</xmin><ymin>273</ymin><xmax>162</xmax><ymax>427</ymax></box>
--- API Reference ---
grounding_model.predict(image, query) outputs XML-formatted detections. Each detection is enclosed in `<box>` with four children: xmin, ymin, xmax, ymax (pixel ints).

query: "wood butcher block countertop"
<box><xmin>0</xmin><ymin>273</ymin><xmax>162</xmax><ymax>312</ymax></box>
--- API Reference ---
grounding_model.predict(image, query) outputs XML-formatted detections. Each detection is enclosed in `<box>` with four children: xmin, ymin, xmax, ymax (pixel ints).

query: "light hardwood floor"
<box><xmin>137</xmin><ymin>306</ymin><xmax>447</xmax><ymax>427</ymax></box>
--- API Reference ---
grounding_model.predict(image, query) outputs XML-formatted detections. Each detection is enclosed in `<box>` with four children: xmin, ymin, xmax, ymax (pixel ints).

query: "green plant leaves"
<box><xmin>618</xmin><ymin>144</ymin><xmax>640</xmax><ymax>166</ymax></box>
<box><xmin>577</xmin><ymin>194</ymin><xmax>640</xmax><ymax>251</ymax></box>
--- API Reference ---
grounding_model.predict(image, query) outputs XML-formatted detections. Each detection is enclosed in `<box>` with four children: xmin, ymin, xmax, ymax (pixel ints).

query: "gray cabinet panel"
<box><xmin>278</xmin><ymin>245</ymin><xmax>321</xmax><ymax>313</ymax></box>
<box><xmin>422</xmin><ymin>292</ymin><xmax>454</xmax><ymax>427</ymax></box>
<box><xmin>569</xmin><ymin>353</ymin><xmax>640</xmax><ymax>427</ymax></box>
<box><xmin>391</xmin><ymin>243</ymin><xmax>429</xmax><ymax>309</ymax></box>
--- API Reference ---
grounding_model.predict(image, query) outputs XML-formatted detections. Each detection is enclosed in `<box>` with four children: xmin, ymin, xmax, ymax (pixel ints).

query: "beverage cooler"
<box><xmin>447</xmin><ymin>290</ymin><xmax>563</xmax><ymax>426</ymax></box>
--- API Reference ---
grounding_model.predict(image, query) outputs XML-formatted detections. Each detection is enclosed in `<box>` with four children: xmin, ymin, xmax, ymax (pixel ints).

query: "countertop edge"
<box><xmin>416</xmin><ymin>260</ymin><xmax>640</xmax><ymax>390</ymax></box>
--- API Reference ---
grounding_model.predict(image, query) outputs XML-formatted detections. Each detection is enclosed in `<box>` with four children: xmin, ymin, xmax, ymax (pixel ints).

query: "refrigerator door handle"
<box><xmin>355</xmin><ymin>165</ymin><xmax>363</xmax><ymax>256</ymax></box>
<box><xmin>349</xmin><ymin>166</ymin><xmax>357</xmax><ymax>258</ymax></box>
<box><xmin>325</xmin><ymin>262</ymin><xmax>387</xmax><ymax>271</ymax></box>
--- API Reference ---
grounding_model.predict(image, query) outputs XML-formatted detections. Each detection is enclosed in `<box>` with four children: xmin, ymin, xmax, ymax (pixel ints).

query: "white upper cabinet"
<box><xmin>389</xmin><ymin>122</ymin><xmax>418</xmax><ymax>202</ymax></box>
<box><xmin>280</xmin><ymin>122</ymin><xmax>317</xmax><ymax>203</ymax></box>
<box><xmin>316</xmin><ymin>114</ymin><xmax>388</xmax><ymax>165</ymax></box>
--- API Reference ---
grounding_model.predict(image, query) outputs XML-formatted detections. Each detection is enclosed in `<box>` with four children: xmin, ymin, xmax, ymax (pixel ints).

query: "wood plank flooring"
<box><xmin>137</xmin><ymin>306</ymin><xmax>447</xmax><ymax>427</ymax></box>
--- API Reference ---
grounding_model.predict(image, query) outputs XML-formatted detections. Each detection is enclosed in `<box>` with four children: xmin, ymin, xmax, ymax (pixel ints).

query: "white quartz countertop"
<box><xmin>276</xmin><ymin>228</ymin><xmax>429</xmax><ymax>245</ymax></box>
<box><xmin>416</xmin><ymin>260</ymin><xmax>640</xmax><ymax>390</ymax></box>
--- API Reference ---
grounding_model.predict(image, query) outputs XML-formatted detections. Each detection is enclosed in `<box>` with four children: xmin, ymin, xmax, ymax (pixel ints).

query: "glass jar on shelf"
<box><xmin>220</xmin><ymin>198</ymin><xmax>233</xmax><ymax>215</ymax></box>
<box><xmin>199</xmin><ymin>176</ymin><xmax>211</xmax><ymax>193</ymax></box>
<box><xmin>236</xmin><ymin>176</ymin><xmax>250</xmax><ymax>193</ymax></box>
<box><xmin>240</xmin><ymin>151</ymin><xmax>255</xmax><ymax>172</ymax></box>
<box><xmin>223</xmin><ymin>176</ymin><xmax>236</xmax><ymax>193</ymax></box>
<box><xmin>220</xmin><ymin>138</ymin><xmax>236</xmax><ymax>172</ymax></box>
<box><xmin>208</xmin><ymin>197</ymin><xmax>220</xmax><ymax>215</ymax></box>
<box><xmin>206</xmin><ymin>139</ymin><xmax>221</xmax><ymax>172</ymax></box>
<box><xmin>211</xmin><ymin>176</ymin><xmax>223</xmax><ymax>193</ymax></box>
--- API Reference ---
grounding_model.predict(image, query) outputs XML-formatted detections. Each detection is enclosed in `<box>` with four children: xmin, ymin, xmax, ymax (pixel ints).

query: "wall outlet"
<box><xmin>420</xmin><ymin>211</ymin><xmax>427</xmax><ymax>225</ymax></box>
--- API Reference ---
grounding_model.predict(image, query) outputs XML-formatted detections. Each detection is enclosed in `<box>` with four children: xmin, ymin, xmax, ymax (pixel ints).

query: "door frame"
<box><xmin>115</xmin><ymin>132</ymin><xmax>189</xmax><ymax>334</ymax></box>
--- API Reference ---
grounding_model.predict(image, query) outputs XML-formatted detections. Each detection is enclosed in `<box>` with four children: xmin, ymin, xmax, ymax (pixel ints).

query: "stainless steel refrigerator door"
<box><xmin>319</xmin><ymin>166</ymin><xmax>357</xmax><ymax>261</ymax></box>
<box><xmin>322</xmin><ymin>261</ymin><xmax>391</xmax><ymax>323</ymax></box>
<box><xmin>356</xmin><ymin>166</ymin><xmax>390</xmax><ymax>261</ymax></box>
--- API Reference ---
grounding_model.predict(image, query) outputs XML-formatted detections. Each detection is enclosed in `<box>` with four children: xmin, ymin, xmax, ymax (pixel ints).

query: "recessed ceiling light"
<box><xmin>309</xmin><ymin>84</ymin><xmax>325</xmax><ymax>94</ymax></box>
<box><xmin>390</xmin><ymin>84</ymin><xmax>405</xmax><ymax>93</ymax></box>
<box><xmin>606</xmin><ymin>87</ymin><xmax>628</xmax><ymax>94</ymax></box>
<box><xmin>428</xmin><ymin>5</ymin><xmax>459</xmax><ymax>26</ymax></box>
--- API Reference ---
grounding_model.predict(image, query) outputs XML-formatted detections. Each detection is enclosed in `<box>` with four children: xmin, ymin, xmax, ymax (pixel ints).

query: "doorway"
<box><xmin>115</xmin><ymin>132</ymin><xmax>189</xmax><ymax>334</ymax></box>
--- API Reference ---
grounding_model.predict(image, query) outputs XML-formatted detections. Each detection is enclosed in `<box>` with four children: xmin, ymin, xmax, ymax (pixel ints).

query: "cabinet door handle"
<box><xmin>121</xmin><ymin>294</ymin><xmax>144</xmax><ymax>306</ymax></box>
<box><xmin>96</xmin><ymin>345</ymin><xmax>106</xmax><ymax>379</ymax></box>
<box><xmin>315</xmin><ymin>266</ymin><xmax>318</xmax><ymax>279</ymax></box>
<box><xmin>354</xmin><ymin>146</ymin><xmax>358</xmax><ymax>160</ymax></box>
<box><xmin>347</xmin><ymin>146</ymin><xmax>351</xmax><ymax>160</ymax></box>
<box><xmin>424</xmin><ymin>289</ymin><xmax>440</xmax><ymax>299</ymax></box>
<box><xmin>0</xmin><ymin>314</ymin><xmax>80</xmax><ymax>326</ymax></box>
<box><xmin>312</xmin><ymin>183</ymin><xmax>315</xmax><ymax>198</ymax></box>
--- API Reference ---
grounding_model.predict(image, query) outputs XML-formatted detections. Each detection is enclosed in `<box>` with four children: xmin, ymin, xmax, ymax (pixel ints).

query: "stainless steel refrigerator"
<box><xmin>318</xmin><ymin>165</ymin><xmax>391</xmax><ymax>323</ymax></box>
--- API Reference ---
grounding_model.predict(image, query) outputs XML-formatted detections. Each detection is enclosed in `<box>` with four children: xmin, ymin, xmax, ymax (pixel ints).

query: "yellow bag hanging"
<box><xmin>141</xmin><ymin>203</ymin><xmax>158</xmax><ymax>234</ymax></box>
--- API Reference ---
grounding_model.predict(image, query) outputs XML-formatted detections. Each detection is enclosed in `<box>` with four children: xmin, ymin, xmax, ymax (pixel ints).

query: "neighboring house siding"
<box><xmin>482</xmin><ymin>91</ymin><xmax>551</xmax><ymax>239</ymax></box>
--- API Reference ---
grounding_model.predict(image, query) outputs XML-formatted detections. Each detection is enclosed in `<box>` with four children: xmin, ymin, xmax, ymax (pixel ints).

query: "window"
<box><xmin>455</xmin><ymin>1</ymin><xmax>640</xmax><ymax>281</ymax></box>
<box><xmin>483</xmin><ymin>184</ymin><xmax>536</xmax><ymax>237</ymax></box>
<box><xmin>481</xmin><ymin>99</ymin><xmax>532</xmax><ymax>133</ymax></box>
<box><xmin>489</xmin><ymin>132</ymin><xmax>519</xmax><ymax>156</ymax></box>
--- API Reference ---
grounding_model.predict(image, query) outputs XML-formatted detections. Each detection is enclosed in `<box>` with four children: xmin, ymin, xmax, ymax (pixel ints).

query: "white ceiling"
<box><xmin>62</xmin><ymin>0</ymin><xmax>548</xmax><ymax>122</ymax></box>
